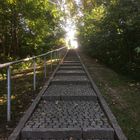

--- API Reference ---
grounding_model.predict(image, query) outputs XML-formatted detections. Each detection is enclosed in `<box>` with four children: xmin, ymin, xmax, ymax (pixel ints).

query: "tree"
<box><xmin>78</xmin><ymin>0</ymin><xmax>140</xmax><ymax>79</ymax></box>
<box><xmin>0</xmin><ymin>0</ymin><xmax>64</xmax><ymax>62</ymax></box>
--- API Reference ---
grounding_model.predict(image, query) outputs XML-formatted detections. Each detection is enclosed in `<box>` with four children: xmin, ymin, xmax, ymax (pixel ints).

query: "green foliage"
<box><xmin>78</xmin><ymin>0</ymin><xmax>140</xmax><ymax>80</ymax></box>
<box><xmin>0</xmin><ymin>0</ymin><xmax>64</xmax><ymax>62</ymax></box>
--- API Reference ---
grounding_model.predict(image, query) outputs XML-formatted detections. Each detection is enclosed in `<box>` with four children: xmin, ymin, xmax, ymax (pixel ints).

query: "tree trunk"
<box><xmin>10</xmin><ymin>6</ymin><xmax>19</xmax><ymax>57</ymax></box>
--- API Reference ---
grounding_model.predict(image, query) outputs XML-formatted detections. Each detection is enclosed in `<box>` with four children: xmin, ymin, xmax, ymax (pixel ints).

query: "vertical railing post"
<box><xmin>33</xmin><ymin>58</ymin><xmax>36</xmax><ymax>91</ymax></box>
<box><xmin>55</xmin><ymin>51</ymin><xmax>57</xmax><ymax>65</ymax></box>
<box><xmin>53</xmin><ymin>51</ymin><xmax>55</xmax><ymax>66</ymax></box>
<box><xmin>44</xmin><ymin>56</ymin><xmax>47</xmax><ymax>79</ymax></box>
<box><xmin>57</xmin><ymin>50</ymin><xmax>59</xmax><ymax>63</ymax></box>
<box><xmin>50</xmin><ymin>51</ymin><xmax>52</xmax><ymax>71</ymax></box>
<box><xmin>55</xmin><ymin>51</ymin><xmax>56</xmax><ymax>63</ymax></box>
<box><xmin>59</xmin><ymin>50</ymin><xmax>61</xmax><ymax>61</ymax></box>
<box><xmin>56</xmin><ymin>50</ymin><xmax>57</xmax><ymax>63</ymax></box>
<box><xmin>7</xmin><ymin>66</ymin><xmax>11</xmax><ymax>121</ymax></box>
<box><xmin>58</xmin><ymin>50</ymin><xmax>60</xmax><ymax>63</ymax></box>
<box><xmin>59</xmin><ymin>50</ymin><xmax>61</xmax><ymax>63</ymax></box>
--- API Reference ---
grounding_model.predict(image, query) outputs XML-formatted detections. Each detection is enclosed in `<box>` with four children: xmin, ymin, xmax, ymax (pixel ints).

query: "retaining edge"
<box><xmin>77</xmin><ymin>50</ymin><xmax>127</xmax><ymax>140</ymax></box>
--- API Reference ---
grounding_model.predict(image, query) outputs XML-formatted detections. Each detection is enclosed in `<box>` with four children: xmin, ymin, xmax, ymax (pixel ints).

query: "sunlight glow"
<box><xmin>64</xmin><ymin>16</ymin><xmax>78</xmax><ymax>49</ymax></box>
<box><xmin>49</xmin><ymin>0</ymin><xmax>82</xmax><ymax>49</ymax></box>
<box><xmin>71</xmin><ymin>40</ymin><xmax>78</xmax><ymax>49</ymax></box>
<box><xmin>65</xmin><ymin>25</ymin><xmax>78</xmax><ymax>49</ymax></box>
<box><xmin>59</xmin><ymin>0</ymin><xmax>79</xmax><ymax>49</ymax></box>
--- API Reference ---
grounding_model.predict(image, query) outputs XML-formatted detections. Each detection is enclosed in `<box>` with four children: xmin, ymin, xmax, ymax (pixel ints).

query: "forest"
<box><xmin>0</xmin><ymin>0</ymin><xmax>140</xmax><ymax>79</ymax></box>
<box><xmin>0</xmin><ymin>0</ymin><xmax>140</xmax><ymax>139</ymax></box>
<box><xmin>78</xmin><ymin>0</ymin><xmax>140</xmax><ymax>80</ymax></box>
<box><xmin>0</xmin><ymin>0</ymin><xmax>65</xmax><ymax>62</ymax></box>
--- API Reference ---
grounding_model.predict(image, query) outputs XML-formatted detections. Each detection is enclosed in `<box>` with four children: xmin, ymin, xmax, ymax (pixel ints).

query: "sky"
<box><xmin>49</xmin><ymin>0</ymin><xmax>83</xmax><ymax>48</ymax></box>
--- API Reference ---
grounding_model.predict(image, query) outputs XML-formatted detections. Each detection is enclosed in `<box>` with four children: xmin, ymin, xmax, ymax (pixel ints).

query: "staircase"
<box><xmin>19</xmin><ymin>50</ymin><xmax>114</xmax><ymax>140</ymax></box>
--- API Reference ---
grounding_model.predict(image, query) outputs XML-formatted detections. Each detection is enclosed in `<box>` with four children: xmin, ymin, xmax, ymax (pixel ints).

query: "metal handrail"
<box><xmin>0</xmin><ymin>47</ymin><xmax>66</xmax><ymax>69</ymax></box>
<box><xmin>0</xmin><ymin>46</ymin><xmax>68</xmax><ymax>121</ymax></box>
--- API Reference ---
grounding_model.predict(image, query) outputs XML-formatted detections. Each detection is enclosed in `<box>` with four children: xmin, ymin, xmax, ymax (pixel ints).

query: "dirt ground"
<box><xmin>79</xmin><ymin>50</ymin><xmax>140</xmax><ymax>140</ymax></box>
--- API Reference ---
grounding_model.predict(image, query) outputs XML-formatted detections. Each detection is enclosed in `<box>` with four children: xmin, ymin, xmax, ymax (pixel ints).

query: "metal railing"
<box><xmin>0</xmin><ymin>47</ymin><xmax>68</xmax><ymax>121</ymax></box>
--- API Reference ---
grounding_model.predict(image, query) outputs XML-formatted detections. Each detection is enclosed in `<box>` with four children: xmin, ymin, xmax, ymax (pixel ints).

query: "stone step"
<box><xmin>64</xmin><ymin>58</ymin><xmax>79</xmax><ymax>61</ymax></box>
<box><xmin>65</xmin><ymin>59</ymin><xmax>79</xmax><ymax>61</ymax></box>
<box><xmin>65</xmin><ymin>57</ymin><xmax>79</xmax><ymax>59</ymax></box>
<box><xmin>51</xmin><ymin>76</ymin><xmax>90</xmax><ymax>84</ymax></box>
<box><xmin>59</xmin><ymin>66</ymin><xmax>83</xmax><ymax>70</ymax></box>
<box><xmin>56</xmin><ymin>70</ymin><xmax>86</xmax><ymax>76</ymax></box>
<box><xmin>22</xmin><ymin>138</ymin><xmax>113</xmax><ymax>140</ymax></box>
<box><xmin>42</xmin><ymin>84</ymin><xmax>97</xmax><ymax>101</ymax></box>
<box><xmin>21</xmin><ymin>100</ymin><xmax>114</xmax><ymax>140</ymax></box>
<box><xmin>63</xmin><ymin>61</ymin><xmax>80</xmax><ymax>63</ymax></box>
<box><xmin>61</xmin><ymin>63</ymin><xmax>81</xmax><ymax>66</ymax></box>
<box><xmin>22</xmin><ymin>128</ymin><xmax>82</xmax><ymax>139</ymax></box>
<box><xmin>21</xmin><ymin>137</ymin><xmax>112</xmax><ymax>140</ymax></box>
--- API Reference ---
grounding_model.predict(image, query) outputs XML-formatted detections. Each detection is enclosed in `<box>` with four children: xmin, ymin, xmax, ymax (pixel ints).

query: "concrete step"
<box><xmin>42</xmin><ymin>84</ymin><xmax>97</xmax><ymax>101</ymax></box>
<box><xmin>64</xmin><ymin>60</ymin><xmax>79</xmax><ymax>61</ymax></box>
<box><xmin>51</xmin><ymin>76</ymin><xmax>90</xmax><ymax>84</ymax></box>
<box><xmin>61</xmin><ymin>63</ymin><xmax>81</xmax><ymax>66</ymax></box>
<box><xmin>56</xmin><ymin>70</ymin><xmax>86</xmax><ymax>76</ymax></box>
<box><xmin>64</xmin><ymin>58</ymin><xmax>79</xmax><ymax>61</ymax></box>
<box><xmin>59</xmin><ymin>66</ymin><xmax>83</xmax><ymax>70</ymax></box>
<box><xmin>22</xmin><ymin>138</ymin><xmax>113</xmax><ymax>140</ymax></box>
<box><xmin>21</xmin><ymin>100</ymin><xmax>114</xmax><ymax>140</ymax></box>
<box><xmin>65</xmin><ymin>57</ymin><xmax>78</xmax><ymax>59</ymax></box>
<box><xmin>63</xmin><ymin>61</ymin><xmax>80</xmax><ymax>63</ymax></box>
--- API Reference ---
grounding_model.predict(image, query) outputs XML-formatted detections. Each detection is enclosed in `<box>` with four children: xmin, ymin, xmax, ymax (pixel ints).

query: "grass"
<box><xmin>79</xmin><ymin>50</ymin><xmax>140</xmax><ymax>140</ymax></box>
<box><xmin>0</xmin><ymin>58</ymin><xmax>59</xmax><ymax>139</ymax></box>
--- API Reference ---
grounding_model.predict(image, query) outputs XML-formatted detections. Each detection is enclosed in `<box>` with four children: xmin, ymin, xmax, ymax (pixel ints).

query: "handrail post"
<box><xmin>53</xmin><ymin>51</ymin><xmax>55</xmax><ymax>65</ymax></box>
<box><xmin>33</xmin><ymin>58</ymin><xmax>36</xmax><ymax>91</ymax></box>
<box><xmin>58</xmin><ymin>50</ymin><xmax>59</xmax><ymax>63</ymax></box>
<box><xmin>56</xmin><ymin>50</ymin><xmax>57</xmax><ymax>63</ymax></box>
<box><xmin>55</xmin><ymin>51</ymin><xmax>57</xmax><ymax>65</ymax></box>
<box><xmin>55</xmin><ymin>51</ymin><xmax>56</xmax><ymax>64</ymax></box>
<box><xmin>59</xmin><ymin>50</ymin><xmax>61</xmax><ymax>62</ymax></box>
<box><xmin>57</xmin><ymin>50</ymin><xmax>59</xmax><ymax>63</ymax></box>
<box><xmin>7</xmin><ymin>66</ymin><xmax>11</xmax><ymax>121</ymax></box>
<box><xmin>44</xmin><ymin>56</ymin><xmax>47</xmax><ymax>79</ymax></box>
<box><xmin>59</xmin><ymin>50</ymin><xmax>61</xmax><ymax>60</ymax></box>
<box><xmin>51</xmin><ymin>51</ymin><xmax>52</xmax><ymax>71</ymax></box>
